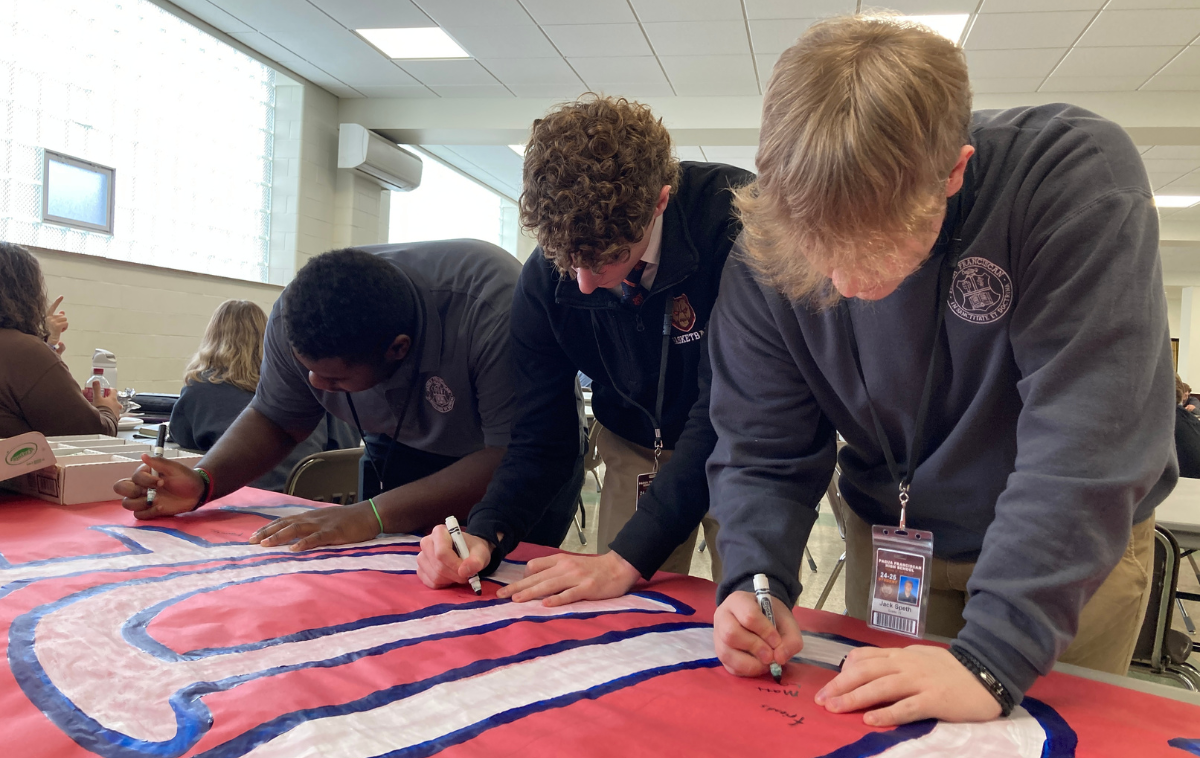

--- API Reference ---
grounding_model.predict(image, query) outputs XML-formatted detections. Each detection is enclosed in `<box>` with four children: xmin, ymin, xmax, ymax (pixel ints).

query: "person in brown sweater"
<box><xmin>0</xmin><ymin>242</ymin><xmax>121</xmax><ymax>438</ymax></box>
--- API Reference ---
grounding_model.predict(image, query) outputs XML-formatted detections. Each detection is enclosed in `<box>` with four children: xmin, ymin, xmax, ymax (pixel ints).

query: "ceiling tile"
<box><xmin>354</xmin><ymin>84</ymin><xmax>438</xmax><ymax>98</ymax></box>
<box><xmin>589</xmin><ymin>81</ymin><xmax>677</xmax><ymax>97</ymax></box>
<box><xmin>308</xmin><ymin>0</ymin><xmax>431</xmax><ymax>28</ymax></box>
<box><xmin>270</xmin><ymin>56</ymin><xmax>355</xmax><ymax>92</ymax></box>
<box><xmin>755</xmin><ymin>53</ymin><xmax>781</xmax><ymax>80</ymax></box>
<box><xmin>1162</xmin><ymin>170</ymin><xmax>1200</xmax><ymax>189</ymax></box>
<box><xmin>400</xmin><ymin>59</ymin><xmax>501</xmax><ymax>86</ymax></box>
<box><xmin>643</xmin><ymin>20</ymin><xmax>752</xmax><ymax>55</ymax></box>
<box><xmin>676</xmin><ymin>146</ymin><xmax>707</xmax><ymax>161</ymax></box>
<box><xmin>881</xmin><ymin>0</ymin><xmax>978</xmax><ymax>12</ymax></box>
<box><xmin>970</xmin><ymin>76</ymin><xmax>1045</xmax><ymax>92</ymax></box>
<box><xmin>1142</xmin><ymin>74</ymin><xmax>1200</xmax><ymax>89</ymax></box>
<box><xmin>1106</xmin><ymin>0</ymin><xmax>1200</xmax><ymax>8</ymax></box>
<box><xmin>658</xmin><ymin>55</ymin><xmax>759</xmax><ymax>96</ymax></box>
<box><xmin>415</xmin><ymin>0</ymin><xmax>534</xmax><ymax>27</ymax></box>
<box><xmin>1054</xmin><ymin>46</ymin><xmax>1181</xmax><ymax>78</ymax></box>
<box><xmin>506</xmin><ymin>84</ymin><xmax>591</xmax><ymax>98</ymax></box>
<box><xmin>744</xmin><ymin>0</ymin><xmax>855</xmax><ymax>19</ymax></box>
<box><xmin>521</xmin><ymin>0</ymin><xmax>637</xmax><ymax>25</ymax></box>
<box><xmin>964</xmin><ymin>11</ymin><xmax>1094</xmax><ymax>49</ymax></box>
<box><xmin>170</xmin><ymin>0</ymin><xmax>256</xmax><ymax>33</ymax></box>
<box><xmin>211</xmin><ymin>0</ymin><xmax>336</xmax><ymax>35</ymax></box>
<box><xmin>979</xmin><ymin>0</ymin><xmax>1104</xmax><ymax>11</ymax></box>
<box><xmin>322</xmin><ymin>82</ymin><xmax>367</xmax><ymax>98</ymax></box>
<box><xmin>1158</xmin><ymin>46</ymin><xmax>1200</xmax><ymax>75</ymax></box>
<box><xmin>441</xmin><ymin>25</ymin><xmax>561</xmax><ymax>58</ymax></box>
<box><xmin>227</xmin><ymin>31</ymin><xmax>307</xmax><ymax>64</ymax></box>
<box><xmin>265</xmin><ymin>27</ymin><xmax>424</xmax><ymax>84</ymax></box>
<box><xmin>1143</xmin><ymin>158</ymin><xmax>1200</xmax><ymax>178</ymax></box>
<box><xmin>479</xmin><ymin>57</ymin><xmax>584</xmax><ymax>86</ymax></box>
<box><xmin>629</xmin><ymin>0</ymin><xmax>744</xmax><ymax>22</ymax></box>
<box><xmin>428</xmin><ymin>84</ymin><xmax>515</xmax><ymax>97</ymax></box>
<box><xmin>1149</xmin><ymin>171</ymin><xmax>1192</xmax><ymax>189</ymax></box>
<box><xmin>1143</xmin><ymin>147</ymin><xmax>1200</xmax><ymax>161</ymax></box>
<box><xmin>543</xmin><ymin>24</ymin><xmax>653</xmax><ymax>57</ymax></box>
<box><xmin>569</xmin><ymin>56</ymin><xmax>671</xmax><ymax>85</ymax></box>
<box><xmin>966</xmin><ymin>48</ymin><xmax>1067</xmax><ymax>78</ymax></box>
<box><xmin>749</xmin><ymin>18</ymin><xmax>816</xmax><ymax>54</ymax></box>
<box><xmin>1076</xmin><ymin>9</ymin><xmax>1200</xmax><ymax>47</ymax></box>
<box><xmin>1038</xmin><ymin>75</ymin><xmax>1148</xmax><ymax>91</ymax></box>
<box><xmin>700</xmin><ymin>146</ymin><xmax>758</xmax><ymax>173</ymax></box>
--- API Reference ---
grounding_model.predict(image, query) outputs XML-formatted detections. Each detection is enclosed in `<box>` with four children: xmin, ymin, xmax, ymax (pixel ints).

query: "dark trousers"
<box><xmin>359</xmin><ymin>434</ymin><xmax>585</xmax><ymax>547</ymax></box>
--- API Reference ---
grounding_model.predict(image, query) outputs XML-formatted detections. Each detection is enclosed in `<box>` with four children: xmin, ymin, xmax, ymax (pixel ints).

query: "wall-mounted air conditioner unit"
<box><xmin>337</xmin><ymin>123</ymin><xmax>423</xmax><ymax>192</ymax></box>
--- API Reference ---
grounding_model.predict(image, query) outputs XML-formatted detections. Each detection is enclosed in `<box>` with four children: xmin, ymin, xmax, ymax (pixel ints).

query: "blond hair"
<box><xmin>184</xmin><ymin>300</ymin><xmax>267</xmax><ymax>393</ymax></box>
<box><xmin>735</xmin><ymin>14</ymin><xmax>973</xmax><ymax>305</ymax></box>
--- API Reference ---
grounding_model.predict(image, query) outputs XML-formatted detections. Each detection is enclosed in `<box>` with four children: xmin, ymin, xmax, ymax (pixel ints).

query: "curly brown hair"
<box><xmin>0</xmin><ymin>242</ymin><xmax>49</xmax><ymax>340</ymax></box>
<box><xmin>520</xmin><ymin>94</ymin><xmax>680</xmax><ymax>274</ymax></box>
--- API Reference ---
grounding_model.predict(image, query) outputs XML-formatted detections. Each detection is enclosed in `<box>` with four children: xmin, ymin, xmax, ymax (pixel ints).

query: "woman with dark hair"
<box><xmin>0</xmin><ymin>242</ymin><xmax>122</xmax><ymax>437</ymax></box>
<box><xmin>169</xmin><ymin>299</ymin><xmax>360</xmax><ymax>492</ymax></box>
<box><xmin>1175</xmin><ymin>374</ymin><xmax>1200</xmax><ymax>479</ymax></box>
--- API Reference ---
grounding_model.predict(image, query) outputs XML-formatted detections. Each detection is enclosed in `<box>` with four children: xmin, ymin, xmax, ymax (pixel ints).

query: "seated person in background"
<box><xmin>169</xmin><ymin>299</ymin><xmax>360</xmax><ymax>492</ymax></box>
<box><xmin>1175</xmin><ymin>375</ymin><xmax>1200</xmax><ymax>478</ymax></box>
<box><xmin>0</xmin><ymin>242</ymin><xmax>122</xmax><ymax>438</ymax></box>
<box><xmin>418</xmin><ymin>95</ymin><xmax>750</xmax><ymax>605</ymax></box>
<box><xmin>115</xmin><ymin>242</ymin><xmax>583</xmax><ymax>551</ymax></box>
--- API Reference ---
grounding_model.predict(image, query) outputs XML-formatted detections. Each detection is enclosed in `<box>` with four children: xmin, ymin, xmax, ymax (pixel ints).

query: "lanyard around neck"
<box><xmin>840</xmin><ymin>216</ymin><xmax>965</xmax><ymax>529</ymax></box>
<box><xmin>590</xmin><ymin>295</ymin><xmax>673</xmax><ymax>469</ymax></box>
<box><xmin>345</xmin><ymin>371</ymin><xmax>420</xmax><ymax>493</ymax></box>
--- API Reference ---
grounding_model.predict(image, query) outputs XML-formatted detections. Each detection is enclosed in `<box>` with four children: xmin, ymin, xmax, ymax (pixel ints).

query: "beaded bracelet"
<box><xmin>193</xmin><ymin>467</ymin><xmax>214</xmax><ymax>510</ymax></box>
<box><xmin>950</xmin><ymin>645</ymin><xmax>1015</xmax><ymax>718</ymax></box>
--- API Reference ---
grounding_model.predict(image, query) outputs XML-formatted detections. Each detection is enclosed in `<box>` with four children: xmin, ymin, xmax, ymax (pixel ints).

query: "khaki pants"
<box><xmin>844</xmin><ymin>508</ymin><xmax>1154</xmax><ymax>675</ymax></box>
<box><xmin>594</xmin><ymin>423</ymin><xmax>722</xmax><ymax>580</ymax></box>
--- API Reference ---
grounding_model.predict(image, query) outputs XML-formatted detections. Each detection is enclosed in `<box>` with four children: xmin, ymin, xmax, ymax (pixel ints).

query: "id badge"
<box><xmin>868</xmin><ymin>525</ymin><xmax>934</xmax><ymax>639</ymax></box>
<box><xmin>634</xmin><ymin>472</ymin><xmax>655</xmax><ymax>510</ymax></box>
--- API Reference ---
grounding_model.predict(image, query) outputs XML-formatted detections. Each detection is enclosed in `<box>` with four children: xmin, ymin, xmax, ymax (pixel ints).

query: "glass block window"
<box><xmin>390</xmin><ymin>150</ymin><xmax>520</xmax><ymax>257</ymax></box>
<box><xmin>0</xmin><ymin>0</ymin><xmax>275</xmax><ymax>282</ymax></box>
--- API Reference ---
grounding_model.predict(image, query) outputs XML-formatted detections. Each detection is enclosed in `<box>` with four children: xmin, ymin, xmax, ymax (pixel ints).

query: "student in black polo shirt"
<box><xmin>417</xmin><ymin>95</ymin><xmax>751</xmax><ymax>604</ymax></box>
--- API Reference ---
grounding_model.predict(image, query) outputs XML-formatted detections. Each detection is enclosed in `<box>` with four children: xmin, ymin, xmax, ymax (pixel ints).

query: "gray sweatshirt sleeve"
<box><xmin>956</xmin><ymin>185</ymin><xmax>1176</xmax><ymax>702</ymax></box>
<box><xmin>707</xmin><ymin>257</ymin><xmax>838</xmax><ymax>605</ymax></box>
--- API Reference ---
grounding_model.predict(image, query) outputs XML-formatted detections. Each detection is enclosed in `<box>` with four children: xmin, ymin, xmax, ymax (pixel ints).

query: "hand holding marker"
<box><xmin>145</xmin><ymin>424</ymin><xmax>169</xmax><ymax>507</ymax></box>
<box><xmin>754</xmin><ymin>573</ymin><xmax>785</xmax><ymax>684</ymax></box>
<box><xmin>446</xmin><ymin>515</ymin><xmax>483</xmax><ymax>595</ymax></box>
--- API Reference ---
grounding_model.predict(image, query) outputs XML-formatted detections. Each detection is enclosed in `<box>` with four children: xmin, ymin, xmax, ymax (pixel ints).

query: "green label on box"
<box><xmin>5</xmin><ymin>443</ymin><xmax>38</xmax><ymax>465</ymax></box>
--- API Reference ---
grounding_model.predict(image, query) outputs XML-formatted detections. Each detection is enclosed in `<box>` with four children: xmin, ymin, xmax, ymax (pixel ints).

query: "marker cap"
<box><xmin>753</xmin><ymin>574</ymin><xmax>770</xmax><ymax>592</ymax></box>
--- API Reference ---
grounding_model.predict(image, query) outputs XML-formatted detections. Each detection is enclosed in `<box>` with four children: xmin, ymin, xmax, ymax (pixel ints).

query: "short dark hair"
<box><xmin>283</xmin><ymin>249</ymin><xmax>420</xmax><ymax>364</ymax></box>
<box><xmin>0</xmin><ymin>242</ymin><xmax>49</xmax><ymax>340</ymax></box>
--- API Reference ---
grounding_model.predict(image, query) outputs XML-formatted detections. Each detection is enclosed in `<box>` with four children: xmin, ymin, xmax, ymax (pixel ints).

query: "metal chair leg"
<box><xmin>1178</xmin><ymin>597</ymin><xmax>1196</xmax><ymax>635</ymax></box>
<box><xmin>815</xmin><ymin>553</ymin><xmax>846</xmax><ymax>611</ymax></box>
<box><xmin>805</xmin><ymin>547</ymin><xmax>818</xmax><ymax>573</ymax></box>
<box><xmin>698</xmin><ymin>539</ymin><xmax>706</xmax><ymax>553</ymax></box>
<box><xmin>574</xmin><ymin>496</ymin><xmax>587</xmax><ymax>546</ymax></box>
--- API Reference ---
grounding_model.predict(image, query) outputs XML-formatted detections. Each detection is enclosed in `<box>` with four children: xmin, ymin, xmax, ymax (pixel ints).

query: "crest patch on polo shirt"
<box><xmin>425</xmin><ymin>376</ymin><xmax>455</xmax><ymax>413</ymax></box>
<box><xmin>671</xmin><ymin>294</ymin><xmax>697</xmax><ymax>332</ymax></box>
<box><xmin>949</xmin><ymin>257</ymin><xmax>1013</xmax><ymax>324</ymax></box>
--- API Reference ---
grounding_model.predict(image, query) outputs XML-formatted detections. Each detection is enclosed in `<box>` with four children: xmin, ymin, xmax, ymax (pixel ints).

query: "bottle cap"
<box><xmin>753</xmin><ymin>574</ymin><xmax>770</xmax><ymax>592</ymax></box>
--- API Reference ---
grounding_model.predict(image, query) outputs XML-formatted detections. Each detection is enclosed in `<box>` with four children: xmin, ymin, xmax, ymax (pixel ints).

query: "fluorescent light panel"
<box><xmin>357</xmin><ymin>27</ymin><xmax>469</xmax><ymax>59</ymax></box>
<box><xmin>1155</xmin><ymin>195</ymin><xmax>1200</xmax><ymax>208</ymax></box>
<box><xmin>889</xmin><ymin>14</ymin><xmax>970</xmax><ymax>44</ymax></box>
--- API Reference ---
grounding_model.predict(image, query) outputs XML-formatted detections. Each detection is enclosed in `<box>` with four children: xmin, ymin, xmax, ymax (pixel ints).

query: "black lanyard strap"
<box><xmin>590</xmin><ymin>295</ymin><xmax>673</xmax><ymax>466</ymax></box>
<box><xmin>346</xmin><ymin>377</ymin><xmax>419</xmax><ymax>495</ymax></box>
<box><xmin>842</xmin><ymin>220</ymin><xmax>965</xmax><ymax>529</ymax></box>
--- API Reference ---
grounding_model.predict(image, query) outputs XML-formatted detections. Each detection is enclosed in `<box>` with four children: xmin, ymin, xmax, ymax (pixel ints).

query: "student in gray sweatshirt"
<box><xmin>707</xmin><ymin>16</ymin><xmax>1176</xmax><ymax>727</ymax></box>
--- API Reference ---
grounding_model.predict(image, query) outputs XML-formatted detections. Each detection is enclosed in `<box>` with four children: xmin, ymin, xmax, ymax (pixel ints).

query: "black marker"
<box><xmin>754</xmin><ymin>573</ymin><xmax>784</xmax><ymax>684</ymax></box>
<box><xmin>146</xmin><ymin>424</ymin><xmax>168</xmax><ymax>507</ymax></box>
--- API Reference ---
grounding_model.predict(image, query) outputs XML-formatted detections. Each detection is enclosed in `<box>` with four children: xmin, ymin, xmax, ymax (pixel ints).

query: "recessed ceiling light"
<box><xmin>508</xmin><ymin>145</ymin><xmax>525</xmax><ymax>156</ymax></box>
<box><xmin>357</xmin><ymin>27</ymin><xmax>470</xmax><ymax>59</ymax></box>
<box><xmin>880</xmin><ymin>14</ymin><xmax>971</xmax><ymax>44</ymax></box>
<box><xmin>1155</xmin><ymin>195</ymin><xmax>1200</xmax><ymax>208</ymax></box>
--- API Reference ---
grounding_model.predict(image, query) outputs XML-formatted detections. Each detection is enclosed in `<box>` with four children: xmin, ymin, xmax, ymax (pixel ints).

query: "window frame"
<box><xmin>40</xmin><ymin>149</ymin><xmax>117</xmax><ymax>235</ymax></box>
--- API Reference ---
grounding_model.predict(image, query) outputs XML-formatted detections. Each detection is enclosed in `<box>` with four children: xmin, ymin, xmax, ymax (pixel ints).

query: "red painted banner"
<box><xmin>1</xmin><ymin>489</ymin><xmax>1196</xmax><ymax>757</ymax></box>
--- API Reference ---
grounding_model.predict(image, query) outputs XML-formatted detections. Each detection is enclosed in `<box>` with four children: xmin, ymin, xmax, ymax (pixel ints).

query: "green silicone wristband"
<box><xmin>368</xmin><ymin>498</ymin><xmax>385</xmax><ymax>534</ymax></box>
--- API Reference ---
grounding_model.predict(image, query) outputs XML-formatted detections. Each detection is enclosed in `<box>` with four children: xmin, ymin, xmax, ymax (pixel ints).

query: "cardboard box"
<box><xmin>1</xmin><ymin>433</ymin><xmax>199</xmax><ymax>505</ymax></box>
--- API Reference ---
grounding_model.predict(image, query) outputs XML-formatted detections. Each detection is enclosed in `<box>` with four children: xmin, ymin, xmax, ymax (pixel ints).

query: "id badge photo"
<box><xmin>868</xmin><ymin>525</ymin><xmax>934</xmax><ymax>640</ymax></box>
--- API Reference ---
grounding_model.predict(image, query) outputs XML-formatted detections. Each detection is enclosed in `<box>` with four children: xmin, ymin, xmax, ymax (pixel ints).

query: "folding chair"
<box><xmin>1129</xmin><ymin>526</ymin><xmax>1200</xmax><ymax>690</ymax></box>
<box><xmin>284</xmin><ymin>448</ymin><xmax>363</xmax><ymax>505</ymax></box>
<box><xmin>815</xmin><ymin>464</ymin><xmax>850</xmax><ymax>611</ymax></box>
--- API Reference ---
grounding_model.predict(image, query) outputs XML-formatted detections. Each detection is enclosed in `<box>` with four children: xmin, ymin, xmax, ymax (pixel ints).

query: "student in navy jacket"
<box><xmin>417</xmin><ymin>95</ymin><xmax>750</xmax><ymax>603</ymax></box>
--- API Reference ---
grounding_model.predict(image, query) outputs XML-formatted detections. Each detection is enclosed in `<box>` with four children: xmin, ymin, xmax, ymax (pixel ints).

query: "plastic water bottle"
<box><xmin>92</xmin><ymin>348</ymin><xmax>117</xmax><ymax>388</ymax></box>
<box><xmin>83</xmin><ymin>368</ymin><xmax>113</xmax><ymax>402</ymax></box>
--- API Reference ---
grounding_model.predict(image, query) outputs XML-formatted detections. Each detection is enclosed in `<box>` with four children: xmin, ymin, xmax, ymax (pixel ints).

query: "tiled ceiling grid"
<box><xmin>169</xmin><ymin>0</ymin><xmax>1200</xmax><ymax>101</ymax></box>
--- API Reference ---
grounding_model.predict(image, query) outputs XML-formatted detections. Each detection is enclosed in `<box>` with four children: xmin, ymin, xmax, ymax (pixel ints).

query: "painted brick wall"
<box><xmin>31</xmin><ymin>246</ymin><xmax>282</xmax><ymax>395</ymax></box>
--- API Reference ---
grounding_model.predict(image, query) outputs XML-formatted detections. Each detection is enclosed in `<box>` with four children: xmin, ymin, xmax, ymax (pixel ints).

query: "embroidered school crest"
<box><xmin>671</xmin><ymin>294</ymin><xmax>697</xmax><ymax>332</ymax></box>
<box><xmin>949</xmin><ymin>257</ymin><xmax>1013</xmax><ymax>324</ymax></box>
<box><xmin>424</xmin><ymin>375</ymin><xmax>455</xmax><ymax>413</ymax></box>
